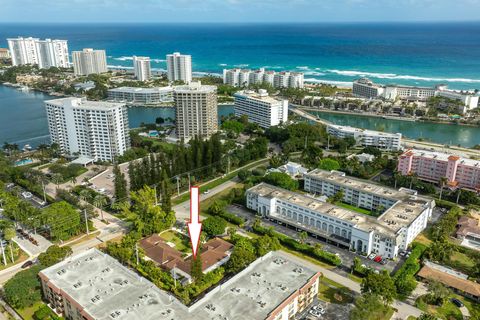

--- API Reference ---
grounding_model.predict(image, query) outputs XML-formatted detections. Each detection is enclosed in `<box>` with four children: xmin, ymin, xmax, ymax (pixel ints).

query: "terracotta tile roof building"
<box><xmin>139</xmin><ymin>234</ymin><xmax>233</xmax><ymax>283</ymax></box>
<box><xmin>417</xmin><ymin>261</ymin><xmax>480</xmax><ymax>301</ymax></box>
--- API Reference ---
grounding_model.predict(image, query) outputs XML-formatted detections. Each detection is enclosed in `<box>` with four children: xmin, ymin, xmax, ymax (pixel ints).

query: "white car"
<box><xmin>203</xmin><ymin>190</ymin><xmax>210</xmax><ymax>194</ymax></box>
<box><xmin>368</xmin><ymin>253</ymin><xmax>376</xmax><ymax>260</ymax></box>
<box><xmin>22</xmin><ymin>192</ymin><xmax>33</xmax><ymax>199</ymax></box>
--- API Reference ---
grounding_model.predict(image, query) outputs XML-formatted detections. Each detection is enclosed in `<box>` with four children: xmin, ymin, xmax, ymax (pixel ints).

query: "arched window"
<box><xmin>322</xmin><ymin>223</ymin><xmax>327</xmax><ymax>231</ymax></box>
<box><xmin>335</xmin><ymin>227</ymin><xmax>340</xmax><ymax>235</ymax></box>
<box><xmin>328</xmin><ymin>225</ymin><xmax>334</xmax><ymax>233</ymax></box>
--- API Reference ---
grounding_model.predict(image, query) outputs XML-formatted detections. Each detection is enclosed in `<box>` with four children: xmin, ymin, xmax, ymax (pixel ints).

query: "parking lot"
<box><xmin>88</xmin><ymin>163</ymin><xmax>130</xmax><ymax>198</ymax></box>
<box><xmin>227</xmin><ymin>204</ymin><xmax>403</xmax><ymax>273</ymax></box>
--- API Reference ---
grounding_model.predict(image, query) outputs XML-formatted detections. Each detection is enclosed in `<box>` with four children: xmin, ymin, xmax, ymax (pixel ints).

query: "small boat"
<box><xmin>23</xmin><ymin>144</ymin><xmax>32</xmax><ymax>152</ymax></box>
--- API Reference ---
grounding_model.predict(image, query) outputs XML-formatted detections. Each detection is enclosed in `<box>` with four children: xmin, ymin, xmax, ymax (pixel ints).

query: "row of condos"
<box><xmin>246</xmin><ymin>170</ymin><xmax>435</xmax><ymax>259</ymax></box>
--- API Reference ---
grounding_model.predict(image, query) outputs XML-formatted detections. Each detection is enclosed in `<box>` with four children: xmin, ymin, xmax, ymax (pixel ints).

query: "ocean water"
<box><xmin>1</xmin><ymin>23</ymin><xmax>480</xmax><ymax>90</ymax></box>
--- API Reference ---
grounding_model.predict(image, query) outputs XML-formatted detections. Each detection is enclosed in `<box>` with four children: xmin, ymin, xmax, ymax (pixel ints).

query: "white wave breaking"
<box><xmin>304</xmin><ymin>78</ymin><xmax>353</xmax><ymax>87</ymax></box>
<box><xmin>325</xmin><ymin>69</ymin><xmax>480</xmax><ymax>83</ymax></box>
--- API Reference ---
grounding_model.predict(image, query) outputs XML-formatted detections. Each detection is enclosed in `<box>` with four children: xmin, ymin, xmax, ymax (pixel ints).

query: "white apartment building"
<box><xmin>39</xmin><ymin>248</ymin><xmax>319</xmax><ymax>320</ymax></box>
<box><xmin>436</xmin><ymin>87</ymin><xmax>479</xmax><ymax>114</ymax></box>
<box><xmin>174</xmin><ymin>82</ymin><xmax>218</xmax><ymax>140</ymax></box>
<box><xmin>234</xmin><ymin>90</ymin><xmax>288</xmax><ymax>128</ymax></box>
<box><xmin>166</xmin><ymin>52</ymin><xmax>192</xmax><ymax>83</ymax></box>
<box><xmin>133</xmin><ymin>56</ymin><xmax>151</xmax><ymax>81</ymax></box>
<box><xmin>7</xmin><ymin>37</ymin><xmax>69</xmax><ymax>68</ymax></box>
<box><xmin>384</xmin><ymin>84</ymin><xmax>436</xmax><ymax>101</ymax></box>
<box><xmin>44</xmin><ymin>97</ymin><xmax>130</xmax><ymax>161</ymax></box>
<box><xmin>72</xmin><ymin>48</ymin><xmax>108</xmax><ymax>76</ymax></box>
<box><xmin>353</xmin><ymin>78</ymin><xmax>385</xmax><ymax>98</ymax></box>
<box><xmin>247</xmin><ymin>170</ymin><xmax>435</xmax><ymax>258</ymax></box>
<box><xmin>223</xmin><ymin>68</ymin><xmax>304</xmax><ymax>88</ymax></box>
<box><xmin>327</xmin><ymin>124</ymin><xmax>402</xmax><ymax>151</ymax></box>
<box><xmin>108</xmin><ymin>86</ymin><xmax>173</xmax><ymax>105</ymax></box>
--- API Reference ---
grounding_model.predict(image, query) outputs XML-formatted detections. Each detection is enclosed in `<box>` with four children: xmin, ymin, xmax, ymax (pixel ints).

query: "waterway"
<box><xmin>310</xmin><ymin>111</ymin><xmax>480</xmax><ymax>147</ymax></box>
<box><xmin>0</xmin><ymin>85</ymin><xmax>234</xmax><ymax>148</ymax></box>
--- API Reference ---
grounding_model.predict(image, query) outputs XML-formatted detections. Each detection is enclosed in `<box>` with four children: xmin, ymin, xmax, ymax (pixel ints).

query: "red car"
<box><xmin>374</xmin><ymin>256</ymin><xmax>382</xmax><ymax>263</ymax></box>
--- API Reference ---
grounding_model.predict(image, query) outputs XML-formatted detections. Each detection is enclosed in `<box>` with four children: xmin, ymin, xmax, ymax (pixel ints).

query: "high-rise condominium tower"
<box><xmin>44</xmin><ymin>97</ymin><xmax>130</xmax><ymax>161</ymax></box>
<box><xmin>72</xmin><ymin>48</ymin><xmax>108</xmax><ymax>76</ymax></box>
<box><xmin>166</xmin><ymin>52</ymin><xmax>192</xmax><ymax>84</ymax></box>
<box><xmin>133</xmin><ymin>56</ymin><xmax>151</xmax><ymax>81</ymax></box>
<box><xmin>7</xmin><ymin>37</ymin><xmax>69</xmax><ymax>68</ymax></box>
<box><xmin>174</xmin><ymin>82</ymin><xmax>217</xmax><ymax>140</ymax></box>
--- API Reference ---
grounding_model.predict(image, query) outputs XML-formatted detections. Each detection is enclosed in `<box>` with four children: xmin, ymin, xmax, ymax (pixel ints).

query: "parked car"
<box><xmin>21</xmin><ymin>191</ymin><xmax>32</xmax><ymax>199</ymax></box>
<box><xmin>368</xmin><ymin>253</ymin><xmax>376</xmax><ymax>260</ymax></box>
<box><xmin>21</xmin><ymin>261</ymin><xmax>33</xmax><ymax>269</ymax></box>
<box><xmin>203</xmin><ymin>189</ymin><xmax>210</xmax><ymax>194</ymax></box>
<box><xmin>374</xmin><ymin>256</ymin><xmax>382</xmax><ymax>263</ymax></box>
<box><xmin>451</xmin><ymin>298</ymin><xmax>464</xmax><ymax>308</ymax></box>
<box><xmin>380</xmin><ymin>259</ymin><xmax>388</xmax><ymax>265</ymax></box>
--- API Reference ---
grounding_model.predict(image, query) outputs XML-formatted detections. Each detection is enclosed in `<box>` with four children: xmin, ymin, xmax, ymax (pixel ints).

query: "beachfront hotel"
<box><xmin>39</xmin><ymin>248</ymin><xmax>320</xmax><ymax>320</ymax></box>
<box><xmin>233</xmin><ymin>89</ymin><xmax>288</xmax><ymax>128</ymax></box>
<box><xmin>107</xmin><ymin>86</ymin><xmax>173</xmax><ymax>105</ymax></box>
<box><xmin>174</xmin><ymin>82</ymin><xmax>218</xmax><ymax>140</ymax></box>
<box><xmin>7</xmin><ymin>37</ymin><xmax>69</xmax><ymax>69</ymax></box>
<box><xmin>247</xmin><ymin>170</ymin><xmax>435</xmax><ymax>258</ymax></box>
<box><xmin>166</xmin><ymin>52</ymin><xmax>192</xmax><ymax>84</ymax></box>
<box><xmin>0</xmin><ymin>48</ymin><xmax>10</xmax><ymax>59</ymax></box>
<box><xmin>223</xmin><ymin>68</ymin><xmax>305</xmax><ymax>89</ymax></box>
<box><xmin>44</xmin><ymin>97</ymin><xmax>130</xmax><ymax>162</ymax></box>
<box><xmin>353</xmin><ymin>78</ymin><xmax>479</xmax><ymax>112</ymax></box>
<box><xmin>72</xmin><ymin>48</ymin><xmax>108</xmax><ymax>76</ymax></box>
<box><xmin>398</xmin><ymin>149</ymin><xmax>480</xmax><ymax>192</ymax></box>
<box><xmin>132</xmin><ymin>56</ymin><xmax>151</xmax><ymax>81</ymax></box>
<box><xmin>327</xmin><ymin>124</ymin><xmax>402</xmax><ymax>151</ymax></box>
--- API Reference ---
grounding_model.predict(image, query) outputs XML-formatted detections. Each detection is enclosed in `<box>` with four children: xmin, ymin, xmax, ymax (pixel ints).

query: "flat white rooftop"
<box><xmin>45</xmin><ymin>97</ymin><xmax>125</xmax><ymax>110</ymax></box>
<box><xmin>328</xmin><ymin>124</ymin><xmax>401</xmax><ymax>138</ymax></box>
<box><xmin>402</xmin><ymin>149</ymin><xmax>480</xmax><ymax>168</ymax></box>
<box><xmin>235</xmin><ymin>90</ymin><xmax>286</xmax><ymax>105</ymax></box>
<box><xmin>108</xmin><ymin>86</ymin><xmax>172</xmax><ymax>94</ymax></box>
<box><xmin>40</xmin><ymin>249</ymin><xmax>318</xmax><ymax>320</ymax></box>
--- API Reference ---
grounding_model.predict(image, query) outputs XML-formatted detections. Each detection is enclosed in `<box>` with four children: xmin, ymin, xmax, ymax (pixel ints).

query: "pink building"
<box><xmin>398</xmin><ymin>149</ymin><xmax>480</xmax><ymax>191</ymax></box>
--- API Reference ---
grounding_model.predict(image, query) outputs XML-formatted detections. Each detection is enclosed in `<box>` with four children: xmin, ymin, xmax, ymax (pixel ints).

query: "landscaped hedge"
<box><xmin>252</xmin><ymin>224</ymin><xmax>341</xmax><ymax>266</ymax></box>
<box><xmin>393</xmin><ymin>242</ymin><xmax>427</xmax><ymax>298</ymax></box>
<box><xmin>218</xmin><ymin>211</ymin><xmax>245</xmax><ymax>226</ymax></box>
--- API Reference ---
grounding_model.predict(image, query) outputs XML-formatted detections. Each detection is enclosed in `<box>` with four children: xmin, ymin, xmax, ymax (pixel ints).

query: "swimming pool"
<box><xmin>14</xmin><ymin>158</ymin><xmax>33</xmax><ymax>166</ymax></box>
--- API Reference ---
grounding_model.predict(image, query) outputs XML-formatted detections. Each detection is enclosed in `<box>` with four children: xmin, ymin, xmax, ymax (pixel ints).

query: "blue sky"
<box><xmin>2</xmin><ymin>0</ymin><xmax>480</xmax><ymax>23</ymax></box>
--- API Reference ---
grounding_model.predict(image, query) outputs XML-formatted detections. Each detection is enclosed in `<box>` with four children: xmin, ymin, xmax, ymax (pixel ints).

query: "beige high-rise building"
<box><xmin>174</xmin><ymin>82</ymin><xmax>217</xmax><ymax>140</ymax></box>
<box><xmin>72</xmin><ymin>48</ymin><xmax>108</xmax><ymax>76</ymax></box>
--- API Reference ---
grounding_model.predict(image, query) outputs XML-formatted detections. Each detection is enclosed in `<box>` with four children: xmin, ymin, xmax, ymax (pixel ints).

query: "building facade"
<box><xmin>327</xmin><ymin>124</ymin><xmax>402</xmax><ymax>151</ymax></box>
<box><xmin>397</xmin><ymin>149</ymin><xmax>480</xmax><ymax>191</ymax></box>
<box><xmin>0</xmin><ymin>48</ymin><xmax>10</xmax><ymax>59</ymax></box>
<box><xmin>247</xmin><ymin>170</ymin><xmax>435</xmax><ymax>258</ymax></box>
<box><xmin>233</xmin><ymin>90</ymin><xmax>288</xmax><ymax>128</ymax></box>
<box><xmin>44</xmin><ymin>97</ymin><xmax>130</xmax><ymax>161</ymax></box>
<box><xmin>174</xmin><ymin>82</ymin><xmax>218</xmax><ymax>140</ymax></box>
<box><xmin>7</xmin><ymin>37</ymin><xmax>69</xmax><ymax>68</ymax></box>
<box><xmin>39</xmin><ymin>248</ymin><xmax>320</xmax><ymax>320</ymax></box>
<box><xmin>133</xmin><ymin>56</ymin><xmax>151</xmax><ymax>81</ymax></box>
<box><xmin>352</xmin><ymin>78</ymin><xmax>385</xmax><ymax>98</ymax></box>
<box><xmin>108</xmin><ymin>86</ymin><xmax>173</xmax><ymax>105</ymax></box>
<box><xmin>436</xmin><ymin>88</ymin><xmax>479</xmax><ymax>114</ymax></box>
<box><xmin>166</xmin><ymin>52</ymin><xmax>192</xmax><ymax>83</ymax></box>
<box><xmin>72</xmin><ymin>48</ymin><xmax>108</xmax><ymax>76</ymax></box>
<box><xmin>223</xmin><ymin>68</ymin><xmax>304</xmax><ymax>88</ymax></box>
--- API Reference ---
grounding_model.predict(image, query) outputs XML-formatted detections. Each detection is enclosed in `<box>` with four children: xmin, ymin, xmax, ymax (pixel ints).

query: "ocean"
<box><xmin>1</xmin><ymin>23</ymin><xmax>480</xmax><ymax>90</ymax></box>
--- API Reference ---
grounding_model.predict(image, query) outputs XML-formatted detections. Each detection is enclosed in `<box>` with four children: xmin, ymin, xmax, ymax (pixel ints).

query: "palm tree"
<box><xmin>4</xmin><ymin>228</ymin><xmax>16</xmax><ymax>263</ymax></box>
<box><xmin>409</xmin><ymin>173</ymin><xmax>418</xmax><ymax>190</ymax></box>
<box><xmin>93</xmin><ymin>195</ymin><xmax>108</xmax><ymax>221</ymax></box>
<box><xmin>79</xmin><ymin>189</ymin><xmax>90</xmax><ymax>203</ymax></box>
<box><xmin>438</xmin><ymin>177</ymin><xmax>448</xmax><ymax>200</ymax></box>
<box><xmin>299</xmin><ymin>231</ymin><xmax>308</xmax><ymax>244</ymax></box>
<box><xmin>456</xmin><ymin>189</ymin><xmax>462</xmax><ymax>204</ymax></box>
<box><xmin>70</xmin><ymin>176</ymin><xmax>77</xmax><ymax>185</ymax></box>
<box><xmin>51</xmin><ymin>173</ymin><xmax>63</xmax><ymax>187</ymax></box>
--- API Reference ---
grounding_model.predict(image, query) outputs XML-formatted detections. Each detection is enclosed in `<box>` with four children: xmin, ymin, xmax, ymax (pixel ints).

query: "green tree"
<box><xmin>123</xmin><ymin>186</ymin><xmax>175</xmax><ymax>236</ymax></box>
<box><xmin>42</xmin><ymin>201</ymin><xmax>81</xmax><ymax>241</ymax></box>
<box><xmin>4</xmin><ymin>265</ymin><xmax>43</xmax><ymax>309</ymax></box>
<box><xmin>38</xmin><ymin>245</ymin><xmax>73</xmax><ymax>267</ymax></box>
<box><xmin>202</xmin><ymin>216</ymin><xmax>227</xmax><ymax>237</ymax></box>
<box><xmin>350</xmin><ymin>293</ymin><xmax>390</xmax><ymax>320</ymax></box>
<box><xmin>4</xmin><ymin>227</ymin><xmax>16</xmax><ymax>263</ymax></box>
<box><xmin>298</xmin><ymin>231</ymin><xmax>308</xmax><ymax>244</ymax></box>
<box><xmin>361</xmin><ymin>270</ymin><xmax>396</xmax><ymax>306</ymax></box>
<box><xmin>263</xmin><ymin>172</ymin><xmax>299</xmax><ymax>191</ymax></box>
<box><xmin>418</xmin><ymin>313</ymin><xmax>437</xmax><ymax>320</ymax></box>
<box><xmin>318</xmin><ymin>158</ymin><xmax>341</xmax><ymax>171</ymax></box>
<box><xmin>439</xmin><ymin>176</ymin><xmax>448</xmax><ymax>200</ymax></box>
<box><xmin>113</xmin><ymin>164</ymin><xmax>128</xmax><ymax>201</ymax></box>
<box><xmin>190</xmin><ymin>256</ymin><xmax>203</xmax><ymax>281</ymax></box>
<box><xmin>255</xmin><ymin>235</ymin><xmax>280</xmax><ymax>256</ymax></box>
<box><xmin>427</xmin><ymin>280</ymin><xmax>450</xmax><ymax>305</ymax></box>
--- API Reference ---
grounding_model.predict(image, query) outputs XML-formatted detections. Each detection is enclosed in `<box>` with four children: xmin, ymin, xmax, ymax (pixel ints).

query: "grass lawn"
<box><xmin>17</xmin><ymin>301</ymin><xmax>44</xmax><ymax>320</ymax></box>
<box><xmin>0</xmin><ymin>245</ymin><xmax>28</xmax><ymax>272</ymax></box>
<box><xmin>159</xmin><ymin>230</ymin><xmax>190</xmax><ymax>253</ymax></box>
<box><xmin>347</xmin><ymin>273</ymin><xmax>363</xmax><ymax>283</ymax></box>
<box><xmin>416</xmin><ymin>295</ymin><xmax>463</xmax><ymax>320</ymax></box>
<box><xmin>335</xmin><ymin>202</ymin><xmax>375</xmax><ymax>216</ymax></box>
<box><xmin>406</xmin><ymin>317</ymin><xmax>417</xmax><ymax>320</ymax></box>
<box><xmin>414</xmin><ymin>232</ymin><xmax>432</xmax><ymax>246</ymax></box>
<box><xmin>318</xmin><ymin>277</ymin><xmax>354</xmax><ymax>305</ymax></box>
<box><xmin>449</xmin><ymin>251</ymin><xmax>476</xmax><ymax>269</ymax></box>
